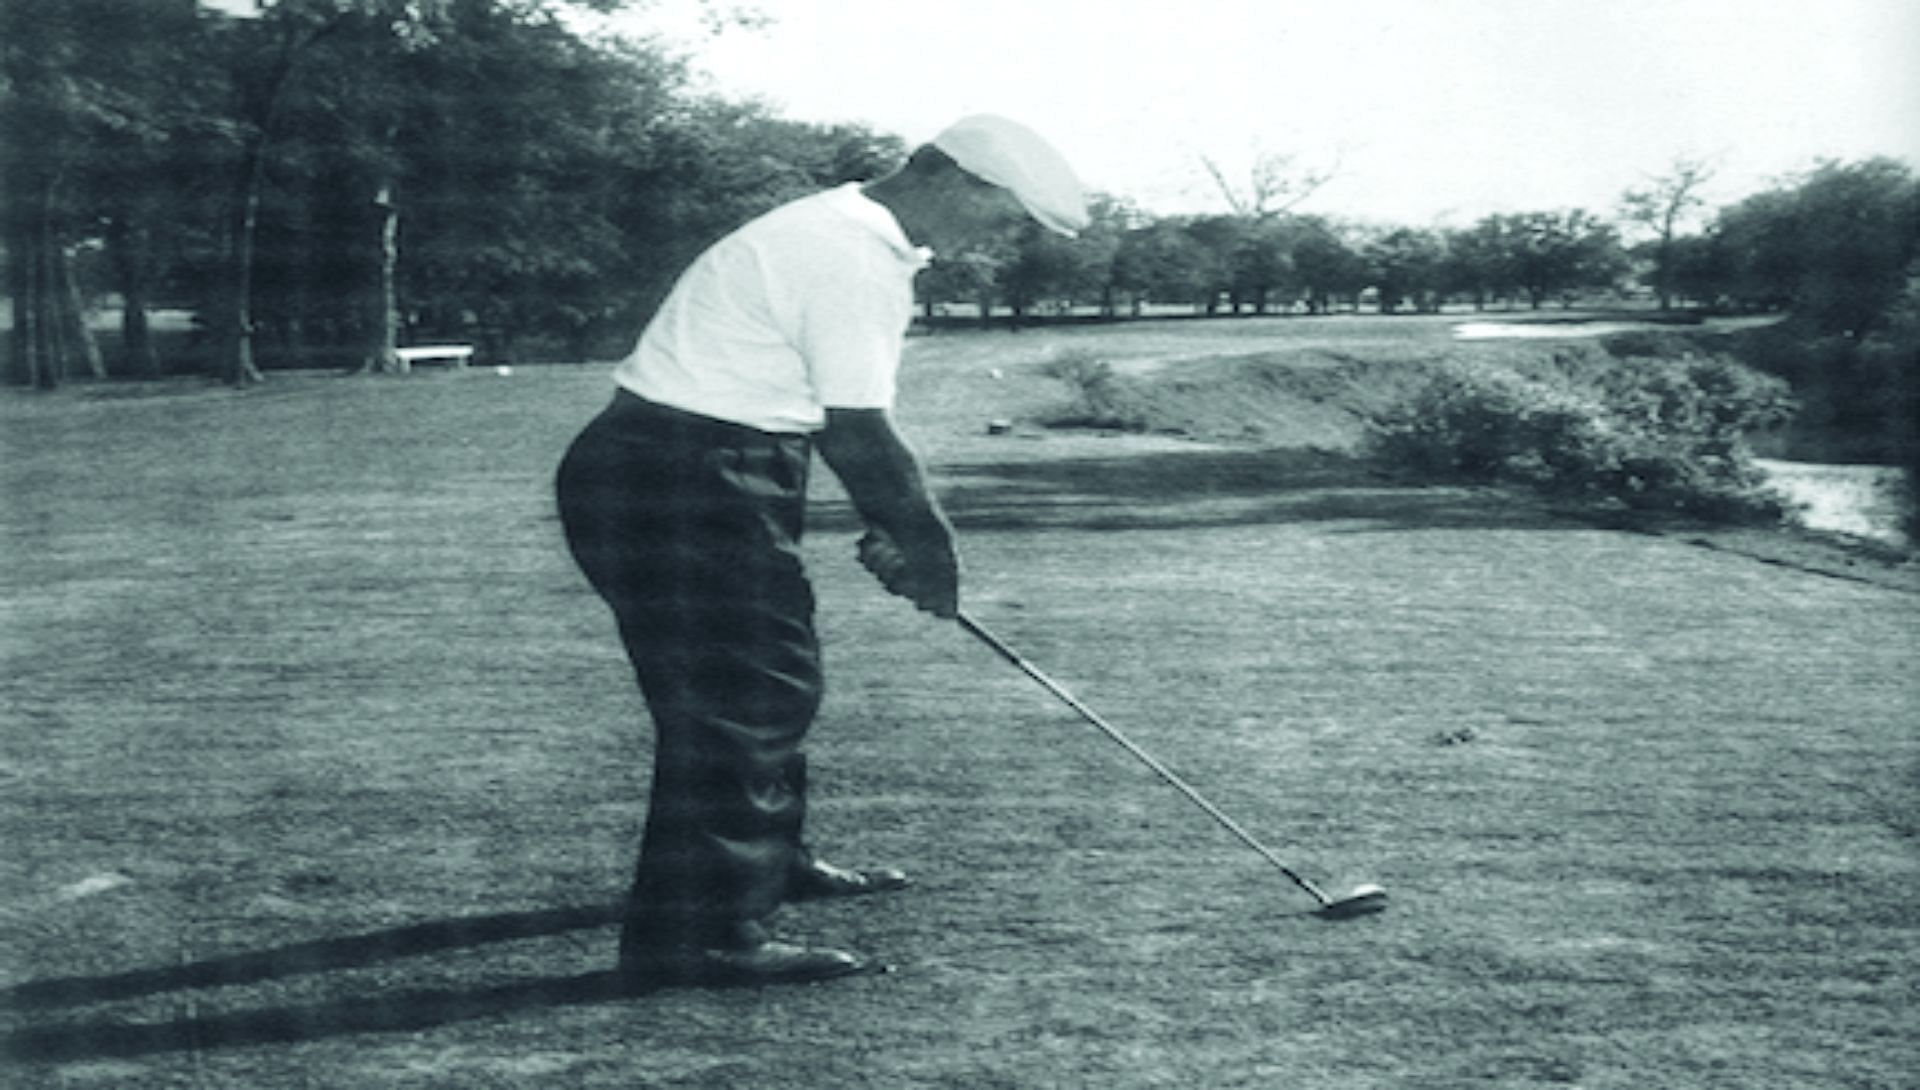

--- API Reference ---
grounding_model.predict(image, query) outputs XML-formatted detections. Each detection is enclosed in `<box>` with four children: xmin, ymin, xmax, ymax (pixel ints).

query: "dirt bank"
<box><xmin>1030</xmin><ymin>328</ymin><xmax>1917</xmax><ymax>592</ymax></box>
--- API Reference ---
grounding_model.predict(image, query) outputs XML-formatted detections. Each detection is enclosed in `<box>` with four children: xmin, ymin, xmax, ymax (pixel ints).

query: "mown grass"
<box><xmin>3</xmin><ymin>318</ymin><xmax>1916</xmax><ymax>1088</ymax></box>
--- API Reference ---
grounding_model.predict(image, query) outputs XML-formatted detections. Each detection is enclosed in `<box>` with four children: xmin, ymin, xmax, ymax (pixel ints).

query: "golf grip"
<box><xmin>955</xmin><ymin>610</ymin><xmax>1332</xmax><ymax>906</ymax></box>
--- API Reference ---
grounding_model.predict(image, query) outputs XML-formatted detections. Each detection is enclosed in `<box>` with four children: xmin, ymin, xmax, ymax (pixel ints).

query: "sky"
<box><xmin>605</xmin><ymin>0</ymin><xmax>1920</xmax><ymax>230</ymax></box>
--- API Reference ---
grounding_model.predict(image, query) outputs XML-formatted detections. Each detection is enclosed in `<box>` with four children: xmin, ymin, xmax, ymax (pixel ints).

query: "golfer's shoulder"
<box><xmin>750</xmin><ymin>189</ymin><xmax>880</xmax><ymax>252</ymax></box>
<box><xmin>746</xmin><ymin>191</ymin><xmax>902</xmax><ymax>286</ymax></box>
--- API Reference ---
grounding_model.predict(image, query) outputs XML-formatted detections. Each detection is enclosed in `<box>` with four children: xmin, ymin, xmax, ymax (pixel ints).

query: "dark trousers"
<box><xmin>555</xmin><ymin>390</ymin><xmax>822</xmax><ymax>952</ymax></box>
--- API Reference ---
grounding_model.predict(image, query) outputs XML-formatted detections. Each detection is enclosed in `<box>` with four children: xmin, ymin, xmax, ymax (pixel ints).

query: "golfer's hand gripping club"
<box><xmin>858</xmin><ymin>526</ymin><xmax>959</xmax><ymax>619</ymax></box>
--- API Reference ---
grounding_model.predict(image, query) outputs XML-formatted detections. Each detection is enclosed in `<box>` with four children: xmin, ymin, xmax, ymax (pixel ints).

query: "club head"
<box><xmin>1313</xmin><ymin>884</ymin><xmax>1388</xmax><ymax>920</ymax></box>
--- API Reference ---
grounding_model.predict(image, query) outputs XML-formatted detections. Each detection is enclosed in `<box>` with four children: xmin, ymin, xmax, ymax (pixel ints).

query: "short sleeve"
<box><xmin>791</xmin><ymin>249</ymin><xmax>914</xmax><ymax>410</ymax></box>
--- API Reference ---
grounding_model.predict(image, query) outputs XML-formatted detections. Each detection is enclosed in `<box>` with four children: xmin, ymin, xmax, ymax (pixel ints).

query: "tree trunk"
<box><xmin>105</xmin><ymin>215</ymin><xmax>162</xmax><ymax>377</ymax></box>
<box><xmin>215</xmin><ymin>18</ymin><xmax>334</xmax><ymax>388</ymax></box>
<box><xmin>35</xmin><ymin>230</ymin><xmax>67</xmax><ymax>385</ymax></box>
<box><xmin>56</xmin><ymin>242</ymin><xmax>105</xmax><ymax>380</ymax></box>
<box><xmin>4</xmin><ymin>176</ymin><xmax>96</xmax><ymax>389</ymax></box>
<box><xmin>219</xmin><ymin>133</ymin><xmax>269</xmax><ymax>386</ymax></box>
<box><xmin>4</xmin><ymin>183</ymin><xmax>45</xmax><ymax>387</ymax></box>
<box><xmin>355</xmin><ymin>178</ymin><xmax>404</xmax><ymax>374</ymax></box>
<box><xmin>116</xmin><ymin>275</ymin><xmax>161</xmax><ymax>379</ymax></box>
<box><xmin>1654</xmin><ymin>235</ymin><xmax>1674</xmax><ymax>311</ymax></box>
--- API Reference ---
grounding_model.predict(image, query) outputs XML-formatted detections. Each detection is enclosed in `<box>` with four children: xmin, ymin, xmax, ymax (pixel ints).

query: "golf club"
<box><xmin>956</xmin><ymin>610</ymin><xmax>1388</xmax><ymax>920</ymax></box>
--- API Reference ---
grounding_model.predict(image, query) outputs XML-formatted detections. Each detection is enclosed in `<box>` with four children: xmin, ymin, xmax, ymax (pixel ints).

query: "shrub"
<box><xmin>1367</xmin><ymin>364</ymin><xmax>1601</xmax><ymax>483</ymax></box>
<box><xmin>1593</xmin><ymin>355</ymin><xmax>1798</xmax><ymax>445</ymax></box>
<box><xmin>1366</xmin><ymin>354</ymin><xmax>1795</xmax><ymax>523</ymax></box>
<box><xmin>1596</xmin><ymin>329</ymin><xmax>1715</xmax><ymax>359</ymax></box>
<box><xmin>1858</xmin><ymin>277</ymin><xmax>1920</xmax><ymax>539</ymax></box>
<box><xmin>1039</xmin><ymin>349</ymin><xmax>1152</xmax><ymax>431</ymax></box>
<box><xmin>1724</xmin><ymin>316</ymin><xmax>1914</xmax><ymax>463</ymax></box>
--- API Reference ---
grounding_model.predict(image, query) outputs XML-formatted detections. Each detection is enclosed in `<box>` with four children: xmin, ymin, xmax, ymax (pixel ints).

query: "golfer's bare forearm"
<box><xmin>816</xmin><ymin>408</ymin><xmax>953</xmax><ymax>548</ymax></box>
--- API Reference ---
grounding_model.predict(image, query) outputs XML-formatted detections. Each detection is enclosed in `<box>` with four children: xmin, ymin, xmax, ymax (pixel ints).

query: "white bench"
<box><xmin>395</xmin><ymin>344</ymin><xmax>475</xmax><ymax>369</ymax></box>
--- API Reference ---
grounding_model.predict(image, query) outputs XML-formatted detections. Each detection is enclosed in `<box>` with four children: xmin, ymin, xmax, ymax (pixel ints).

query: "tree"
<box><xmin>1199</xmin><ymin>148</ymin><xmax>1338</xmax><ymax>220</ymax></box>
<box><xmin>1690</xmin><ymin>158</ymin><xmax>1917</xmax><ymax>335</ymax></box>
<box><xmin>1229</xmin><ymin>217</ymin><xmax>1297</xmax><ymax>315</ymax></box>
<box><xmin>272</xmin><ymin>4</ymin><xmax>437</xmax><ymax>374</ymax></box>
<box><xmin>258</xmin><ymin>1</ymin><xmax>774</xmax><ymax>367</ymax></box>
<box><xmin>1662</xmin><ymin>232</ymin><xmax>1730</xmax><ymax>309</ymax></box>
<box><xmin>999</xmin><ymin>227</ymin><xmax>1085</xmax><ymax>321</ymax></box>
<box><xmin>1074</xmin><ymin>193</ymin><xmax>1132</xmax><ymax>317</ymax></box>
<box><xmin>200</xmin><ymin>0</ymin><xmax>361</xmax><ymax>384</ymax></box>
<box><xmin>1784</xmin><ymin>158</ymin><xmax>1920</xmax><ymax>337</ymax></box>
<box><xmin>1620</xmin><ymin>156</ymin><xmax>1715</xmax><ymax>310</ymax></box>
<box><xmin>1181</xmin><ymin>215</ymin><xmax>1248</xmax><ymax>315</ymax></box>
<box><xmin>73</xmin><ymin>5</ymin><xmax>227</xmax><ymax>379</ymax></box>
<box><xmin>915</xmin><ymin>199</ymin><xmax>1117</xmax><ymax>326</ymax></box>
<box><xmin>201</xmin><ymin>0</ymin><xmax>680</xmax><ymax>381</ymax></box>
<box><xmin>1</xmin><ymin>0</ymin><xmax>164</xmax><ymax>387</ymax></box>
<box><xmin>1111</xmin><ymin>218</ymin><xmax>1210</xmax><ymax>316</ymax></box>
<box><xmin>1288</xmin><ymin>217</ymin><xmax>1367</xmax><ymax>314</ymax></box>
<box><xmin>4</xmin><ymin>0</ymin><xmax>890</xmax><ymax>385</ymax></box>
<box><xmin>1498</xmin><ymin>210</ymin><xmax>1628</xmax><ymax>309</ymax></box>
<box><xmin>1193</xmin><ymin>149</ymin><xmax>1340</xmax><ymax>314</ymax></box>
<box><xmin>394</xmin><ymin>10</ymin><xmax>688</xmax><ymax>361</ymax></box>
<box><xmin>917</xmin><ymin>249</ymin><xmax>1007</xmax><ymax>323</ymax></box>
<box><xmin>1441</xmin><ymin>218</ymin><xmax>1517</xmax><ymax>310</ymax></box>
<box><xmin>1704</xmin><ymin>188</ymin><xmax>1801</xmax><ymax>314</ymax></box>
<box><xmin>1364</xmin><ymin>227</ymin><xmax>1447</xmax><ymax>314</ymax></box>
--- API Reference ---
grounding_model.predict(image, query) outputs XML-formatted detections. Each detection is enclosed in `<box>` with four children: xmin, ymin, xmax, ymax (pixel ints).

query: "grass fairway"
<box><xmin>3</xmin><ymin>317</ymin><xmax>1917</xmax><ymax>1088</ymax></box>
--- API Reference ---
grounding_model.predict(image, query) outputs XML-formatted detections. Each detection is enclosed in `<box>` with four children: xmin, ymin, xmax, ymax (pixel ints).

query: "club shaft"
<box><xmin>956</xmin><ymin>610</ymin><xmax>1332</xmax><ymax>906</ymax></box>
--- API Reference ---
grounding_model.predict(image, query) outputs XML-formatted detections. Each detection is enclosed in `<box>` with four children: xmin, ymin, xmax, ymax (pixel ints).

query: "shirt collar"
<box><xmin>830</xmin><ymin>183</ymin><xmax>933</xmax><ymax>270</ymax></box>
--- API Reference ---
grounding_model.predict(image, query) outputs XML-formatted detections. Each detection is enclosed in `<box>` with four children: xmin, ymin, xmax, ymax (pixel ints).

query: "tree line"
<box><xmin>2</xmin><ymin>0</ymin><xmax>904</xmax><ymax>387</ymax></box>
<box><xmin>1004</xmin><ymin>155</ymin><xmax>1914</xmax><ymax>339</ymax></box>
<box><xmin>4</xmin><ymin>0</ymin><xmax>1916</xmax><ymax>389</ymax></box>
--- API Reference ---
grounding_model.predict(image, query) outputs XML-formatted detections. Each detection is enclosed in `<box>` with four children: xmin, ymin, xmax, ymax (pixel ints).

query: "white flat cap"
<box><xmin>933</xmin><ymin>115</ymin><xmax>1090</xmax><ymax>237</ymax></box>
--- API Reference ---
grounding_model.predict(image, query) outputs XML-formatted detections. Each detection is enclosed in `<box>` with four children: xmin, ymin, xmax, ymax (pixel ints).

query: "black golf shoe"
<box><xmin>787</xmin><ymin>858</ymin><xmax>910</xmax><ymax>902</ymax></box>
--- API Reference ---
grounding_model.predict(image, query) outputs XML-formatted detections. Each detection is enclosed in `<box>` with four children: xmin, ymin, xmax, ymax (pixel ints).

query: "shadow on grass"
<box><xmin>2</xmin><ymin>902</ymin><xmax>627</xmax><ymax>1062</ymax></box>
<box><xmin>906</xmin><ymin>447</ymin><xmax>1585</xmax><ymax>534</ymax></box>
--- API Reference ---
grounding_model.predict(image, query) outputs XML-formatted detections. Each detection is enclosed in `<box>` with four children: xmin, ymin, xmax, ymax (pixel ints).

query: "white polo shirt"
<box><xmin>612</xmin><ymin>183</ymin><xmax>931</xmax><ymax>434</ymax></box>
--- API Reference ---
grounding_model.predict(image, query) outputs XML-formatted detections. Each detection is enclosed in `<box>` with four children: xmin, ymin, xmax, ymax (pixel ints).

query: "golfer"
<box><xmin>556</xmin><ymin>115</ymin><xmax>1088</xmax><ymax>989</ymax></box>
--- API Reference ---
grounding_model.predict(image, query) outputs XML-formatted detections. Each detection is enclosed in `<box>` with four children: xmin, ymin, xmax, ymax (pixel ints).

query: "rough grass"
<box><xmin>3</xmin><ymin>318</ymin><xmax>1917</xmax><ymax>1087</ymax></box>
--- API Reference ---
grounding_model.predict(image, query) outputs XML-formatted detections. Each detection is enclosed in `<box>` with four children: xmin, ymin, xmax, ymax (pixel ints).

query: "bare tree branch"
<box><xmin>1199</xmin><ymin>148</ymin><xmax>1341</xmax><ymax>219</ymax></box>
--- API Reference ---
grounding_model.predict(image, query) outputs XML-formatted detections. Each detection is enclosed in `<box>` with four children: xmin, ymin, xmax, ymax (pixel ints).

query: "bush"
<box><xmin>1858</xmin><ymin>278</ymin><xmax>1920</xmax><ymax>539</ymax></box>
<box><xmin>1039</xmin><ymin>349</ymin><xmax>1153</xmax><ymax>431</ymax></box>
<box><xmin>1718</xmin><ymin>282</ymin><xmax>1917</xmax><ymax>540</ymax></box>
<box><xmin>1723</xmin><ymin>315</ymin><xmax>1915</xmax><ymax>463</ymax></box>
<box><xmin>1366</xmin><ymin>354</ymin><xmax>1796</xmax><ymax>522</ymax></box>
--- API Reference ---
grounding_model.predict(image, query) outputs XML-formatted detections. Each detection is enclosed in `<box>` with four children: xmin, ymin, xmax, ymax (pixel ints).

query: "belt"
<box><xmin>602</xmin><ymin>389</ymin><xmax>809</xmax><ymax>452</ymax></box>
